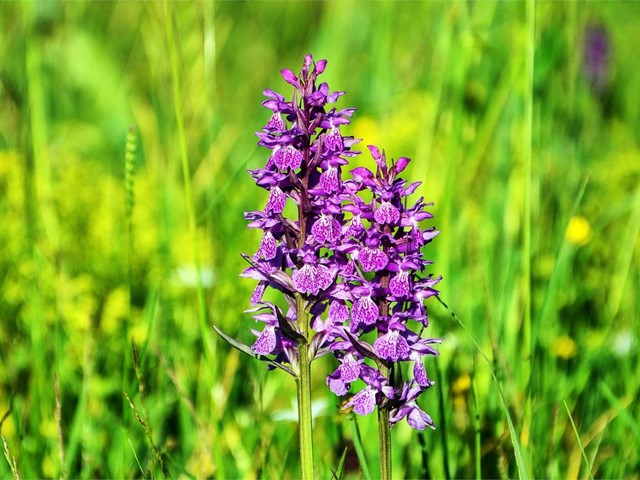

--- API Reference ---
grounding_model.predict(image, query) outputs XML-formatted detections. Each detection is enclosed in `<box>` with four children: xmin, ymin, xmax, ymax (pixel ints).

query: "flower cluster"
<box><xmin>582</xmin><ymin>24</ymin><xmax>611</xmax><ymax>95</ymax></box>
<box><xmin>323</xmin><ymin>146</ymin><xmax>442</xmax><ymax>429</ymax></box>
<box><xmin>242</xmin><ymin>53</ymin><xmax>358</xmax><ymax>370</ymax></box>
<box><xmin>242</xmin><ymin>54</ymin><xmax>441</xmax><ymax>430</ymax></box>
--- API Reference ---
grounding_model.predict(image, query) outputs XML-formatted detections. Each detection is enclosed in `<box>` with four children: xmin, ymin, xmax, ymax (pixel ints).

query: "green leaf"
<box><xmin>563</xmin><ymin>400</ymin><xmax>594</xmax><ymax>480</ymax></box>
<box><xmin>330</xmin><ymin>447</ymin><xmax>349</xmax><ymax>480</ymax></box>
<box><xmin>212</xmin><ymin>325</ymin><xmax>295</xmax><ymax>376</ymax></box>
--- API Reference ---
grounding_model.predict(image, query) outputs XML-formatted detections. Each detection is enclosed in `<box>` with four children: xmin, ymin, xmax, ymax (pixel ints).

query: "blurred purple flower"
<box><xmin>583</xmin><ymin>23</ymin><xmax>611</xmax><ymax>94</ymax></box>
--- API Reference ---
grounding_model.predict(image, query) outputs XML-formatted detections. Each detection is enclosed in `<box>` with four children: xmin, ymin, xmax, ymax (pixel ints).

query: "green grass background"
<box><xmin>1</xmin><ymin>1</ymin><xmax>639</xmax><ymax>478</ymax></box>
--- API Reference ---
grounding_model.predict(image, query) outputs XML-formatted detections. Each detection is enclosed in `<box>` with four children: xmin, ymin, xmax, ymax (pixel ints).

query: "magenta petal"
<box><xmin>327</xmin><ymin>374</ymin><xmax>348</xmax><ymax>396</ymax></box>
<box><xmin>315</xmin><ymin>59</ymin><xmax>327</xmax><ymax>74</ymax></box>
<box><xmin>374</xmin><ymin>330</ymin><xmax>410</xmax><ymax>362</ymax></box>
<box><xmin>359</xmin><ymin>247</ymin><xmax>388</xmax><ymax>272</ymax></box>
<box><xmin>374</xmin><ymin>202</ymin><xmax>400</xmax><ymax>224</ymax></box>
<box><xmin>413</xmin><ymin>361</ymin><xmax>431</xmax><ymax>387</ymax></box>
<box><xmin>407</xmin><ymin>405</ymin><xmax>434</xmax><ymax>430</ymax></box>
<box><xmin>352</xmin><ymin>296</ymin><xmax>379</xmax><ymax>326</ymax></box>
<box><xmin>265</xmin><ymin>187</ymin><xmax>286</xmax><ymax>214</ymax></box>
<box><xmin>252</xmin><ymin>325</ymin><xmax>277</xmax><ymax>354</ymax></box>
<box><xmin>348</xmin><ymin>387</ymin><xmax>376</xmax><ymax>415</ymax></box>
<box><xmin>280</xmin><ymin>69</ymin><xmax>299</xmax><ymax>86</ymax></box>
<box><xmin>389</xmin><ymin>272</ymin><xmax>410</xmax><ymax>297</ymax></box>
<box><xmin>394</xmin><ymin>156</ymin><xmax>411</xmax><ymax>173</ymax></box>
<box><xmin>339</xmin><ymin>354</ymin><xmax>361</xmax><ymax>383</ymax></box>
<box><xmin>367</xmin><ymin>145</ymin><xmax>381</xmax><ymax>161</ymax></box>
<box><xmin>312</xmin><ymin>214</ymin><xmax>341</xmax><ymax>243</ymax></box>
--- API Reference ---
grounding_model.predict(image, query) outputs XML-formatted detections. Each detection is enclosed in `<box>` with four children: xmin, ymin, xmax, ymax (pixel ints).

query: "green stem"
<box><xmin>378</xmin><ymin>406</ymin><xmax>392</xmax><ymax>480</ymax></box>
<box><xmin>377</xmin><ymin>363</ymin><xmax>392</xmax><ymax>480</ymax></box>
<box><xmin>295</xmin><ymin>294</ymin><xmax>314</xmax><ymax>480</ymax></box>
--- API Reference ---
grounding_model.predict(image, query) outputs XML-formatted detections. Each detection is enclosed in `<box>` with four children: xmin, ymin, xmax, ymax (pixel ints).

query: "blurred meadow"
<box><xmin>1</xmin><ymin>1</ymin><xmax>639</xmax><ymax>478</ymax></box>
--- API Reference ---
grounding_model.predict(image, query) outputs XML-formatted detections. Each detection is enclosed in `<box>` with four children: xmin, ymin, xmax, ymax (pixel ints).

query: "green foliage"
<box><xmin>1</xmin><ymin>1</ymin><xmax>639</xmax><ymax>478</ymax></box>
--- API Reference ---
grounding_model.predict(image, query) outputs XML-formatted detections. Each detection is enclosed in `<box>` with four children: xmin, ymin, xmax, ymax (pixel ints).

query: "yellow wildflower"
<box><xmin>566</xmin><ymin>215</ymin><xmax>592</xmax><ymax>246</ymax></box>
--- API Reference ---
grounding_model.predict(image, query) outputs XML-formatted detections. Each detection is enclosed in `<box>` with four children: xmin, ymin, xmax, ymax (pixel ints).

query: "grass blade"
<box><xmin>350</xmin><ymin>415</ymin><xmax>372</xmax><ymax>480</ymax></box>
<box><xmin>563</xmin><ymin>400</ymin><xmax>594</xmax><ymax>480</ymax></box>
<box><xmin>330</xmin><ymin>446</ymin><xmax>349</xmax><ymax>480</ymax></box>
<box><xmin>437</xmin><ymin>296</ymin><xmax>531</xmax><ymax>479</ymax></box>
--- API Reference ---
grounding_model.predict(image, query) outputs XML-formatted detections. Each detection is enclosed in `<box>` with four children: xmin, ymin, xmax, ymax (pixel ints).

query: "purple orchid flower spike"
<box><xmin>216</xmin><ymin>55</ymin><xmax>360</xmax><ymax>373</ymax></box>
<box><xmin>320</xmin><ymin>146</ymin><xmax>442</xmax><ymax>431</ymax></box>
<box><xmin>214</xmin><ymin>54</ymin><xmax>364</xmax><ymax>479</ymax></box>
<box><xmin>214</xmin><ymin>54</ymin><xmax>443</xmax><ymax>480</ymax></box>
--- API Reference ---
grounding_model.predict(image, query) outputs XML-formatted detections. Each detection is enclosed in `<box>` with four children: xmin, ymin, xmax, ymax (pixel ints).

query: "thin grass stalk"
<box><xmin>349</xmin><ymin>415</ymin><xmax>372</xmax><ymax>480</ymax></box>
<box><xmin>163</xmin><ymin>0</ymin><xmax>210</xmax><ymax>359</ymax></box>
<box><xmin>53</xmin><ymin>375</ymin><xmax>66</xmax><ymax>480</ymax></box>
<box><xmin>563</xmin><ymin>401</ymin><xmax>595</xmax><ymax>480</ymax></box>
<box><xmin>437</xmin><ymin>296</ymin><xmax>531</xmax><ymax>479</ymax></box>
<box><xmin>435</xmin><ymin>359</ymin><xmax>451</xmax><ymax>480</ymax></box>
<box><xmin>1</xmin><ymin>434</ymin><xmax>19</xmax><ymax>480</ymax></box>
<box><xmin>522</xmin><ymin>0</ymin><xmax>535</xmax><ymax>376</ymax></box>
<box><xmin>122</xmin><ymin>126</ymin><xmax>137</xmax><ymax>475</ymax></box>
<box><xmin>22</xmin><ymin>5</ymin><xmax>52</xmax><ymax>463</ymax></box>
<box><xmin>521</xmin><ymin>0</ymin><xmax>536</xmax><ymax>466</ymax></box>
<box><xmin>471</xmin><ymin>373</ymin><xmax>481</xmax><ymax>480</ymax></box>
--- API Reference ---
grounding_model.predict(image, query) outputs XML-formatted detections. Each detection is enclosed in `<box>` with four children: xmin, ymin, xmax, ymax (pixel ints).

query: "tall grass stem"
<box><xmin>163</xmin><ymin>0</ymin><xmax>210</xmax><ymax>359</ymax></box>
<box><xmin>563</xmin><ymin>400</ymin><xmax>595</xmax><ymax>480</ymax></box>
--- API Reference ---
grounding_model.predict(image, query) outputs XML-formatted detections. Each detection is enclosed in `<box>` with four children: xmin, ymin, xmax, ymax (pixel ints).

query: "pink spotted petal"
<box><xmin>389</xmin><ymin>272</ymin><xmax>410</xmax><ymax>297</ymax></box>
<box><xmin>271</xmin><ymin>147</ymin><xmax>285</xmax><ymax>169</ymax></box>
<box><xmin>312</xmin><ymin>214</ymin><xmax>341</xmax><ymax>243</ymax></box>
<box><xmin>316</xmin><ymin>264</ymin><xmax>334</xmax><ymax>291</ymax></box>
<box><xmin>281</xmin><ymin>145</ymin><xmax>303</xmax><ymax>170</ymax></box>
<box><xmin>374</xmin><ymin>330</ymin><xmax>411</xmax><ymax>362</ymax></box>
<box><xmin>348</xmin><ymin>387</ymin><xmax>376</xmax><ymax>415</ymax></box>
<box><xmin>265</xmin><ymin>187</ymin><xmax>286</xmax><ymax>214</ymax></box>
<box><xmin>352</xmin><ymin>296</ymin><xmax>379</xmax><ymax>326</ymax></box>
<box><xmin>345</xmin><ymin>215</ymin><xmax>364</xmax><ymax>237</ymax></box>
<box><xmin>292</xmin><ymin>264</ymin><xmax>317</xmax><ymax>294</ymax></box>
<box><xmin>251</xmin><ymin>325</ymin><xmax>277</xmax><ymax>354</ymax></box>
<box><xmin>320</xmin><ymin>166</ymin><xmax>340</xmax><ymax>194</ymax></box>
<box><xmin>374</xmin><ymin>202</ymin><xmax>400</xmax><ymax>224</ymax></box>
<box><xmin>339</xmin><ymin>354</ymin><xmax>361</xmax><ymax>383</ymax></box>
<box><xmin>293</xmin><ymin>264</ymin><xmax>333</xmax><ymax>295</ymax></box>
<box><xmin>359</xmin><ymin>247</ymin><xmax>388</xmax><ymax>272</ymax></box>
<box><xmin>324</xmin><ymin>127</ymin><xmax>343</xmax><ymax>151</ymax></box>
<box><xmin>328</xmin><ymin>301</ymin><xmax>350</xmax><ymax>324</ymax></box>
<box><xmin>413</xmin><ymin>361</ymin><xmax>431</xmax><ymax>387</ymax></box>
<box><xmin>250</xmin><ymin>282</ymin><xmax>267</xmax><ymax>306</ymax></box>
<box><xmin>256</xmin><ymin>232</ymin><xmax>277</xmax><ymax>260</ymax></box>
<box><xmin>266</xmin><ymin>112</ymin><xmax>284</xmax><ymax>130</ymax></box>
